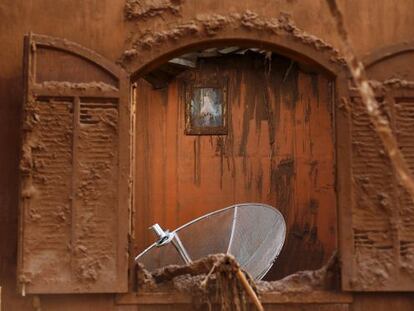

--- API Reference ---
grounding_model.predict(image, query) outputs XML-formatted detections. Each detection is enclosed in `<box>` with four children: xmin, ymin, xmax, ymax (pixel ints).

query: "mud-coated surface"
<box><xmin>1</xmin><ymin>0</ymin><xmax>414</xmax><ymax>310</ymax></box>
<box><xmin>17</xmin><ymin>35</ymin><xmax>130</xmax><ymax>295</ymax></box>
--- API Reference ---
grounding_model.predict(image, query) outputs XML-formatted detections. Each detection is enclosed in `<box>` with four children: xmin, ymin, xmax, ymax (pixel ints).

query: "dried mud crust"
<box><xmin>137</xmin><ymin>254</ymin><xmax>255</xmax><ymax>310</ymax></box>
<box><xmin>328</xmin><ymin>0</ymin><xmax>414</xmax><ymax>290</ymax></box>
<box><xmin>121</xmin><ymin>10</ymin><xmax>346</xmax><ymax>66</ymax></box>
<box><xmin>35</xmin><ymin>81</ymin><xmax>118</xmax><ymax>92</ymax></box>
<box><xmin>351</xmin><ymin>79</ymin><xmax>414</xmax><ymax>92</ymax></box>
<box><xmin>19</xmin><ymin>81</ymin><xmax>120</xmax><ymax>290</ymax></box>
<box><xmin>125</xmin><ymin>0</ymin><xmax>184</xmax><ymax>20</ymax></box>
<box><xmin>136</xmin><ymin>252</ymin><xmax>339</xmax><ymax>309</ymax></box>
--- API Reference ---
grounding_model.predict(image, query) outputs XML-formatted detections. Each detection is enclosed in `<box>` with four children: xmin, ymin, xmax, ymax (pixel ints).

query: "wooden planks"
<box><xmin>134</xmin><ymin>54</ymin><xmax>336</xmax><ymax>280</ymax></box>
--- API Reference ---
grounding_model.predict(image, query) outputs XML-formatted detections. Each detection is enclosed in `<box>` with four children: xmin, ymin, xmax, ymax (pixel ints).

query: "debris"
<box><xmin>256</xmin><ymin>251</ymin><xmax>339</xmax><ymax>292</ymax></box>
<box><xmin>138</xmin><ymin>253</ymin><xmax>262</xmax><ymax>311</ymax></box>
<box><xmin>137</xmin><ymin>252</ymin><xmax>339</xmax><ymax>310</ymax></box>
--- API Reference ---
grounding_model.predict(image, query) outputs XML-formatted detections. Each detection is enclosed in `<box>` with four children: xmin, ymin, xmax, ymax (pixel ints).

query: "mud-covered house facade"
<box><xmin>1</xmin><ymin>0</ymin><xmax>414</xmax><ymax>310</ymax></box>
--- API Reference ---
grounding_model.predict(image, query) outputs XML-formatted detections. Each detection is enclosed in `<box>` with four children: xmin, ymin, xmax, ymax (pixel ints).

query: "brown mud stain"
<box><xmin>271</xmin><ymin>158</ymin><xmax>294</xmax><ymax>215</ymax></box>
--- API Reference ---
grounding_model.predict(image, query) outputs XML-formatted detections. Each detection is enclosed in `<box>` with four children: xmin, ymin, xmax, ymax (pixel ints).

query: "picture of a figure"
<box><xmin>191</xmin><ymin>88</ymin><xmax>222</xmax><ymax>127</ymax></box>
<box><xmin>185</xmin><ymin>80</ymin><xmax>227</xmax><ymax>135</ymax></box>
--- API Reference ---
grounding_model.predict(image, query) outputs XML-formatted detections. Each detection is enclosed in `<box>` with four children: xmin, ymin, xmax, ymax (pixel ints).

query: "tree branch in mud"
<box><xmin>326</xmin><ymin>0</ymin><xmax>414</xmax><ymax>200</ymax></box>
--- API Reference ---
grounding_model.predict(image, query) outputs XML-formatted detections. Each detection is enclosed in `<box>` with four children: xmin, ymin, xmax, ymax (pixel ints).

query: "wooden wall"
<box><xmin>134</xmin><ymin>54</ymin><xmax>336</xmax><ymax>280</ymax></box>
<box><xmin>1</xmin><ymin>0</ymin><xmax>414</xmax><ymax>310</ymax></box>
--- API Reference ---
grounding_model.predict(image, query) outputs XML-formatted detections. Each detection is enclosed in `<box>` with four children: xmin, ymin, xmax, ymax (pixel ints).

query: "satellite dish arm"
<box><xmin>172</xmin><ymin>234</ymin><xmax>192</xmax><ymax>264</ymax></box>
<box><xmin>149</xmin><ymin>224</ymin><xmax>192</xmax><ymax>264</ymax></box>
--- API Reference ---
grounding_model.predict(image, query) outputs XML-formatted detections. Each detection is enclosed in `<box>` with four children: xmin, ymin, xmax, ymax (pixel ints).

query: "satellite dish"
<box><xmin>135</xmin><ymin>203</ymin><xmax>286</xmax><ymax>280</ymax></box>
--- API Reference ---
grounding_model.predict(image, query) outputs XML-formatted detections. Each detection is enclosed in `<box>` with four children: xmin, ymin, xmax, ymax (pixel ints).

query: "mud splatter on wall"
<box><xmin>0</xmin><ymin>0</ymin><xmax>414</xmax><ymax>309</ymax></box>
<box><xmin>22</xmin><ymin>98</ymin><xmax>74</xmax><ymax>286</ymax></box>
<box><xmin>134</xmin><ymin>53</ymin><xmax>336</xmax><ymax>279</ymax></box>
<box><xmin>121</xmin><ymin>10</ymin><xmax>346</xmax><ymax>67</ymax></box>
<box><xmin>349</xmin><ymin>89</ymin><xmax>414</xmax><ymax>291</ymax></box>
<box><xmin>18</xmin><ymin>35</ymin><xmax>130</xmax><ymax>294</ymax></box>
<box><xmin>125</xmin><ymin>0</ymin><xmax>183</xmax><ymax>20</ymax></box>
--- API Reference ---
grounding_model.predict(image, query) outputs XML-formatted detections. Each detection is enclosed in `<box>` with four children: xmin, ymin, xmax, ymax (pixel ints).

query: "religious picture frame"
<box><xmin>185</xmin><ymin>77</ymin><xmax>228</xmax><ymax>135</ymax></box>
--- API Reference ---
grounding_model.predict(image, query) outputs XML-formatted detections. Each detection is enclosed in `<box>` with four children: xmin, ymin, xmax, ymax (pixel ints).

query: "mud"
<box><xmin>366</xmin><ymin>78</ymin><xmax>414</xmax><ymax>91</ymax></box>
<box><xmin>136</xmin><ymin>263</ymin><xmax>157</xmax><ymax>290</ymax></box>
<box><xmin>122</xmin><ymin>11</ymin><xmax>346</xmax><ymax>66</ymax></box>
<box><xmin>136</xmin><ymin>252</ymin><xmax>338</xmax><ymax>309</ymax></box>
<box><xmin>257</xmin><ymin>252</ymin><xmax>339</xmax><ymax>292</ymax></box>
<box><xmin>1</xmin><ymin>0</ymin><xmax>414</xmax><ymax>309</ymax></box>
<box><xmin>328</xmin><ymin>0</ymin><xmax>414</xmax><ymax>291</ymax></box>
<box><xmin>18</xmin><ymin>37</ymin><xmax>127</xmax><ymax>293</ymax></box>
<box><xmin>271</xmin><ymin>158</ymin><xmax>294</xmax><ymax>215</ymax></box>
<box><xmin>137</xmin><ymin>254</ymin><xmax>255</xmax><ymax>310</ymax></box>
<box><xmin>328</xmin><ymin>0</ymin><xmax>414</xmax><ymax>199</ymax></box>
<box><xmin>36</xmin><ymin>81</ymin><xmax>118</xmax><ymax>92</ymax></box>
<box><xmin>18</xmin><ymin>96</ymin><xmax>74</xmax><ymax>288</ymax></box>
<box><xmin>20</xmin><ymin>93</ymin><xmax>120</xmax><ymax>291</ymax></box>
<box><xmin>125</xmin><ymin>0</ymin><xmax>183</xmax><ymax>20</ymax></box>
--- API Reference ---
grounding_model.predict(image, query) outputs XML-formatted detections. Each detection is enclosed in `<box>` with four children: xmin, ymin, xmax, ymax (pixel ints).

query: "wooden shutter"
<box><xmin>17</xmin><ymin>34</ymin><xmax>131</xmax><ymax>294</ymax></box>
<box><xmin>341</xmin><ymin>88</ymin><xmax>414</xmax><ymax>291</ymax></box>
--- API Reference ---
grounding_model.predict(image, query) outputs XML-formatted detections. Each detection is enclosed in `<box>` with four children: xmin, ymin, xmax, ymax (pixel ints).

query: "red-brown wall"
<box><xmin>1</xmin><ymin>0</ymin><xmax>414</xmax><ymax>310</ymax></box>
<box><xmin>134</xmin><ymin>54</ymin><xmax>336</xmax><ymax>280</ymax></box>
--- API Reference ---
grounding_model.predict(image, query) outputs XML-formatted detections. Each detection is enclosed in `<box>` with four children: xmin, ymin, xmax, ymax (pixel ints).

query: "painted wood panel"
<box><xmin>134</xmin><ymin>54</ymin><xmax>336</xmax><ymax>280</ymax></box>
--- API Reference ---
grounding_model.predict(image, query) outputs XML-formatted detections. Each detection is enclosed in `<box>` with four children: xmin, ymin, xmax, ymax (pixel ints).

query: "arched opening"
<box><xmin>129</xmin><ymin>38</ymin><xmax>345</xmax><ymax>280</ymax></box>
<box><xmin>127</xmin><ymin>37</ymin><xmax>344</xmax><ymax>80</ymax></box>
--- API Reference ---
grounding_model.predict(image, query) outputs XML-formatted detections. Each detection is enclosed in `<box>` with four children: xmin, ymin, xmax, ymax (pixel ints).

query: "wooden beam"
<box><xmin>115</xmin><ymin>290</ymin><xmax>353</xmax><ymax>305</ymax></box>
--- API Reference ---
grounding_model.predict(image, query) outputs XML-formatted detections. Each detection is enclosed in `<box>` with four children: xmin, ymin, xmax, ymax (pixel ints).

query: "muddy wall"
<box><xmin>134</xmin><ymin>54</ymin><xmax>336</xmax><ymax>281</ymax></box>
<box><xmin>1</xmin><ymin>0</ymin><xmax>414</xmax><ymax>310</ymax></box>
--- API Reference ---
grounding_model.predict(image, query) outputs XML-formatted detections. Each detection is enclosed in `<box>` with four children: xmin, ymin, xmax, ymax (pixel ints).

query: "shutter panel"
<box><xmin>342</xmin><ymin>90</ymin><xmax>414</xmax><ymax>291</ymax></box>
<box><xmin>18</xmin><ymin>34</ymin><xmax>130</xmax><ymax>294</ymax></box>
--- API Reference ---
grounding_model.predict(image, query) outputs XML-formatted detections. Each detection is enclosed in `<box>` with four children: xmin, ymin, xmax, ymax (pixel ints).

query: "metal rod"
<box><xmin>172</xmin><ymin>233</ymin><xmax>192</xmax><ymax>264</ymax></box>
<box><xmin>150</xmin><ymin>224</ymin><xmax>165</xmax><ymax>239</ymax></box>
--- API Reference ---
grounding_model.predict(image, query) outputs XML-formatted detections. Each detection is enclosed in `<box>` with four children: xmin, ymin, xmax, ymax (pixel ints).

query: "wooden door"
<box><xmin>134</xmin><ymin>54</ymin><xmax>336</xmax><ymax>279</ymax></box>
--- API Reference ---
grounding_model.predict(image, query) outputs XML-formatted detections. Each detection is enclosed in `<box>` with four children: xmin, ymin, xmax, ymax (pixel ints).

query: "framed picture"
<box><xmin>185</xmin><ymin>78</ymin><xmax>228</xmax><ymax>135</ymax></box>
